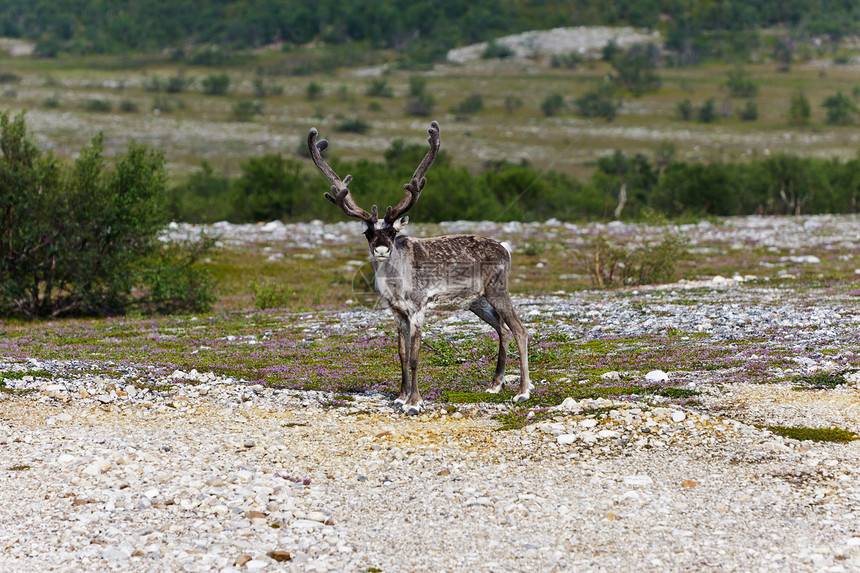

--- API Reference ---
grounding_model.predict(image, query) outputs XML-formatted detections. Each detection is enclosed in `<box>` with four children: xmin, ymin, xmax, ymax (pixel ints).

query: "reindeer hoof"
<box><xmin>486</xmin><ymin>383</ymin><xmax>503</xmax><ymax>394</ymax></box>
<box><xmin>512</xmin><ymin>392</ymin><xmax>531</xmax><ymax>404</ymax></box>
<box><xmin>404</xmin><ymin>404</ymin><xmax>422</xmax><ymax>416</ymax></box>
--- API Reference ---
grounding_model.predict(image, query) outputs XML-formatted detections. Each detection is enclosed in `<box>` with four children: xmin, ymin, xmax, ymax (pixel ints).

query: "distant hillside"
<box><xmin>0</xmin><ymin>0</ymin><xmax>857</xmax><ymax>61</ymax></box>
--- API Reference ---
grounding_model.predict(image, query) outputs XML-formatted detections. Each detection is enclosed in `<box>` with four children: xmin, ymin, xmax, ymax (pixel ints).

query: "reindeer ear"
<box><xmin>393</xmin><ymin>216</ymin><xmax>409</xmax><ymax>232</ymax></box>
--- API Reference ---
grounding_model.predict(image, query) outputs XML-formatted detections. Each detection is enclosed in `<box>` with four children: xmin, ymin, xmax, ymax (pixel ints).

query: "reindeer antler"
<box><xmin>307</xmin><ymin>128</ymin><xmax>378</xmax><ymax>224</ymax></box>
<box><xmin>383</xmin><ymin>121</ymin><xmax>440</xmax><ymax>224</ymax></box>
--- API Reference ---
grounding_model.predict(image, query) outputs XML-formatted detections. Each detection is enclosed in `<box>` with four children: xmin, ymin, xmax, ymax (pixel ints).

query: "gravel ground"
<box><xmin>2</xmin><ymin>215</ymin><xmax>860</xmax><ymax>572</ymax></box>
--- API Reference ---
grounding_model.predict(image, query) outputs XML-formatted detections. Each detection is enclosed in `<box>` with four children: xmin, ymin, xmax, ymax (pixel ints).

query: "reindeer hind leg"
<box><xmin>470</xmin><ymin>297</ymin><xmax>510</xmax><ymax>393</ymax></box>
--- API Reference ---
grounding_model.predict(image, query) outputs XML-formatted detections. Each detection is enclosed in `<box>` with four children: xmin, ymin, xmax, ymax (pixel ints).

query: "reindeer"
<box><xmin>307</xmin><ymin>121</ymin><xmax>532</xmax><ymax>415</ymax></box>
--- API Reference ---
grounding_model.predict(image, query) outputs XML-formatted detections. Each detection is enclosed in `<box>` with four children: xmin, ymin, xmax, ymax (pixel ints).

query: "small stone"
<box><xmin>557</xmin><ymin>434</ymin><xmax>577</xmax><ymax>445</ymax></box>
<box><xmin>681</xmin><ymin>480</ymin><xmax>697</xmax><ymax>488</ymax></box>
<box><xmin>645</xmin><ymin>370</ymin><xmax>669</xmax><ymax>383</ymax></box>
<box><xmin>671</xmin><ymin>411</ymin><xmax>686</xmax><ymax>423</ymax></box>
<box><xmin>267</xmin><ymin>550</ymin><xmax>293</xmax><ymax>562</ymax></box>
<box><xmin>306</xmin><ymin>511</ymin><xmax>328</xmax><ymax>523</ymax></box>
<box><xmin>600</xmin><ymin>371</ymin><xmax>621</xmax><ymax>381</ymax></box>
<box><xmin>579</xmin><ymin>419</ymin><xmax>598</xmax><ymax>429</ymax></box>
<box><xmin>622</xmin><ymin>475</ymin><xmax>653</xmax><ymax>487</ymax></box>
<box><xmin>244</xmin><ymin>440</ymin><xmax>256</xmax><ymax>448</ymax></box>
<box><xmin>234</xmin><ymin>554</ymin><xmax>252</xmax><ymax>567</ymax></box>
<box><xmin>437</xmin><ymin>469</ymin><xmax>450</xmax><ymax>476</ymax></box>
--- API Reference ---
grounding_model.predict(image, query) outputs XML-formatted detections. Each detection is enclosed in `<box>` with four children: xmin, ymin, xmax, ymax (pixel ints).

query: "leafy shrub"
<box><xmin>152</xmin><ymin>97</ymin><xmax>175</xmax><ymax>113</ymax></box>
<box><xmin>231</xmin><ymin>154</ymin><xmax>310</xmax><ymax>222</ymax></box>
<box><xmin>676</xmin><ymin>99</ymin><xmax>693</xmax><ymax>120</ymax></box>
<box><xmin>119</xmin><ymin>100</ymin><xmax>139</xmax><ymax>113</ymax></box>
<box><xmin>540</xmin><ymin>93</ymin><xmax>565</xmax><ymax>117</ymax></box>
<box><xmin>405</xmin><ymin>94</ymin><xmax>435</xmax><ymax>116</ymax></box>
<box><xmin>725</xmin><ymin>66</ymin><xmax>759</xmax><ymax>98</ymax></box>
<box><xmin>83</xmin><ymin>98</ymin><xmax>112</xmax><ymax>112</ymax></box>
<box><xmin>611</xmin><ymin>43</ymin><xmax>661</xmax><ymax>96</ymax></box>
<box><xmin>166</xmin><ymin>73</ymin><xmax>192</xmax><ymax>94</ymax></box>
<box><xmin>167</xmin><ymin>162</ymin><xmax>233</xmax><ymax>223</ymax></box>
<box><xmin>575</xmin><ymin>87</ymin><xmax>619</xmax><ymax>121</ymax></box>
<box><xmin>738</xmin><ymin>100</ymin><xmax>758</xmax><ymax>121</ymax></box>
<box><xmin>144</xmin><ymin>76</ymin><xmax>165</xmax><ymax>92</ymax></box>
<box><xmin>201</xmin><ymin>73</ymin><xmax>230</xmax><ymax>95</ymax></box>
<box><xmin>0</xmin><ymin>72</ymin><xmax>21</xmax><ymax>84</ymax></box>
<box><xmin>697</xmin><ymin>99</ymin><xmax>717</xmax><ymax>123</ymax></box>
<box><xmin>482</xmin><ymin>41</ymin><xmax>515</xmax><ymax>59</ymax></box>
<box><xmin>252</xmin><ymin>280</ymin><xmax>296</xmax><ymax>310</ymax></box>
<box><xmin>335</xmin><ymin>117</ymin><xmax>371</xmax><ymax>134</ymax></box>
<box><xmin>138</xmin><ymin>236</ymin><xmax>216</xmax><ymax>314</ymax></box>
<box><xmin>787</xmin><ymin>92</ymin><xmax>811</xmax><ymax>126</ymax></box>
<box><xmin>305</xmin><ymin>81</ymin><xmax>323</xmax><ymax>100</ymax></box>
<box><xmin>550</xmin><ymin>52</ymin><xmax>584</xmax><ymax>69</ymax></box>
<box><xmin>452</xmin><ymin>94</ymin><xmax>484</xmax><ymax>115</ymax></box>
<box><xmin>0</xmin><ymin>111</ymin><xmax>214</xmax><ymax>317</ymax></box>
<box><xmin>43</xmin><ymin>95</ymin><xmax>61</xmax><ymax>109</ymax></box>
<box><xmin>252</xmin><ymin>77</ymin><xmax>283</xmax><ymax>97</ymax></box>
<box><xmin>581</xmin><ymin>221</ymin><xmax>688</xmax><ymax>287</ymax></box>
<box><xmin>505</xmin><ymin>96</ymin><xmax>523</xmax><ymax>114</ymax></box>
<box><xmin>822</xmin><ymin>91</ymin><xmax>857</xmax><ymax>125</ymax></box>
<box><xmin>233</xmin><ymin>100</ymin><xmax>263</xmax><ymax>121</ymax></box>
<box><xmin>366</xmin><ymin>79</ymin><xmax>393</xmax><ymax>98</ymax></box>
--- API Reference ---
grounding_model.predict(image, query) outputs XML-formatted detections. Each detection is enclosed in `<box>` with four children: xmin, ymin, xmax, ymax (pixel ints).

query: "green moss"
<box><xmin>791</xmin><ymin>371</ymin><xmax>850</xmax><ymax>390</ymax></box>
<box><xmin>441</xmin><ymin>391</ymin><xmax>512</xmax><ymax>404</ymax></box>
<box><xmin>1</xmin><ymin>369</ymin><xmax>53</xmax><ymax>380</ymax></box>
<box><xmin>768</xmin><ymin>426</ymin><xmax>858</xmax><ymax>443</ymax></box>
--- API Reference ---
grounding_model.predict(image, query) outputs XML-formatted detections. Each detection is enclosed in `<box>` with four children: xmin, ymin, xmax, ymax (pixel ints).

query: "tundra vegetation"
<box><xmin>1</xmin><ymin>1</ymin><xmax>860</xmax><ymax>428</ymax></box>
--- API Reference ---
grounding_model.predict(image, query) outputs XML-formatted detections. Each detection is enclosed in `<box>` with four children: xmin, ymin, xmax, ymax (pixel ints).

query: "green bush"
<box><xmin>575</xmin><ymin>87</ymin><xmax>619</xmax><ymax>121</ymax></box>
<box><xmin>252</xmin><ymin>280</ymin><xmax>296</xmax><ymax>310</ymax></box>
<box><xmin>540</xmin><ymin>93</ymin><xmax>565</xmax><ymax>117</ymax></box>
<box><xmin>119</xmin><ymin>100</ymin><xmax>139</xmax><ymax>113</ymax></box>
<box><xmin>233</xmin><ymin>100</ymin><xmax>263</xmax><ymax>121</ymax></box>
<box><xmin>822</xmin><ymin>91</ymin><xmax>857</xmax><ymax>125</ymax></box>
<box><xmin>550</xmin><ymin>52</ymin><xmax>584</xmax><ymax>69</ymax></box>
<box><xmin>201</xmin><ymin>73</ymin><xmax>230</xmax><ymax>95</ymax></box>
<box><xmin>611</xmin><ymin>43</ymin><xmax>661</xmax><ymax>96</ymax></box>
<box><xmin>335</xmin><ymin>117</ymin><xmax>371</xmax><ymax>134</ymax></box>
<box><xmin>0</xmin><ymin>111</ymin><xmax>214</xmax><ymax>317</ymax></box>
<box><xmin>366</xmin><ymin>79</ymin><xmax>393</xmax><ymax>98</ymax></box>
<box><xmin>738</xmin><ymin>100</ymin><xmax>758</xmax><ymax>121</ymax></box>
<box><xmin>725</xmin><ymin>66</ymin><xmax>759</xmax><ymax>98</ymax></box>
<box><xmin>582</xmin><ymin>220</ymin><xmax>688</xmax><ymax>287</ymax></box>
<box><xmin>697</xmin><ymin>98</ymin><xmax>718</xmax><ymax>123</ymax></box>
<box><xmin>452</xmin><ymin>94</ymin><xmax>484</xmax><ymax>115</ymax></box>
<box><xmin>676</xmin><ymin>99</ymin><xmax>693</xmax><ymax>120</ymax></box>
<box><xmin>482</xmin><ymin>41</ymin><xmax>515</xmax><ymax>59</ymax></box>
<box><xmin>231</xmin><ymin>154</ymin><xmax>310</xmax><ymax>222</ymax></box>
<box><xmin>167</xmin><ymin>161</ymin><xmax>233</xmax><ymax>223</ymax></box>
<box><xmin>83</xmin><ymin>98</ymin><xmax>112</xmax><ymax>112</ymax></box>
<box><xmin>787</xmin><ymin>92</ymin><xmax>811</xmax><ymax>126</ymax></box>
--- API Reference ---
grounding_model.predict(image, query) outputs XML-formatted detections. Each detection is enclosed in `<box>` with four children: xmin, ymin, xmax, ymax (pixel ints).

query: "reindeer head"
<box><xmin>307</xmin><ymin>122</ymin><xmax>440</xmax><ymax>264</ymax></box>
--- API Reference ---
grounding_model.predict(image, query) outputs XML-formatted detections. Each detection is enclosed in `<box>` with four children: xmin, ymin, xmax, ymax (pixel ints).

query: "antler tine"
<box><xmin>307</xmin><ymin>128</ymin><xmax>377</xmax><ymax>224</ymax></box>
<box><xmin>384</xmin><ymin>121</ymin><xmax>440</xmax><ymax>224</ymax></box>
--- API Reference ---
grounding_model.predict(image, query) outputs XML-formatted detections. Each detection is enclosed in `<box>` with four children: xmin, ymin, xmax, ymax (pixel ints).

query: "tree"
<box><xmin>610</xmin><ymin>43</ymin><xmax>661</xmax><ymax>97</ymax></box>
<box><xmin>822</xmin><ymin>92</ymin><xmax>857</xmax><ymax>125</ymax></box>
<box><xmin>231</xmin><ymin>154</ymin><xmax>309</xmax><ymax>221</ymax></box>
<box><xmin>0</xmin><ymin>111</ymin><xmax>213</xmax><ymax>317</ymax></box>
<box><xmin>575</xmin><ymin>87</ymin><xmax>620</xmax><ymax>121</ymax></box>
<box><xmin>787</xmin><ymin>92</ymin><xmax>811</xmax><ymax>126</ymax></box>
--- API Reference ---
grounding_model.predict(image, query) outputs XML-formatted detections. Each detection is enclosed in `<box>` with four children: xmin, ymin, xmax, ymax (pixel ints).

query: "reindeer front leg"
<box><xmin>396</xmin><ymin>328</ymin><xmax>410</xmax><ymax>405</ymax></box>
<box><xmin>392</xmin><ymin>312</ymin><xmax>424</xmax><ymax>415</ymax></box>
